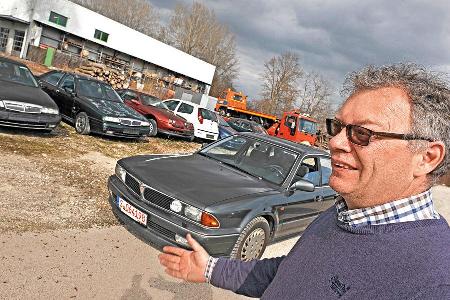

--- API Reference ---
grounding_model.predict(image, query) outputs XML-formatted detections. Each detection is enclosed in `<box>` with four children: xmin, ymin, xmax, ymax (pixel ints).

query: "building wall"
<box><xmin>0</xmin><ymin>0</ymin><xmax>215</xmax><ymax>85</ymax></box>
<box><xmin>0</xmin><ymin>19</ymin><xmax>29</xmax><ymax>57</ymax></box>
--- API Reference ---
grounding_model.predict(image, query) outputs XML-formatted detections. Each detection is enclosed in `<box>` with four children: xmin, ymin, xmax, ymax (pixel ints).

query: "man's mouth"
<box><xmin>332</xmin><ymin>160</ymin><xmax>357</xmax><ymax>171</ymax></box>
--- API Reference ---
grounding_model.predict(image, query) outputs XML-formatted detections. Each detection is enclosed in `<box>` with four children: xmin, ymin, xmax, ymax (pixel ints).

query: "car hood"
<box><xmin>81</xmin><ymin>96</ymin><xmax>146</xmax><ymax>120</ymax></box>
<box><xmin>119</xmin><ymin>154</ymin><xmax>277</xmax><ymax>209</ymax></box>
<box><xmin>0</xmin><ymin>80</ymin><xmax>58</xmax><ymax>109</ymax></box>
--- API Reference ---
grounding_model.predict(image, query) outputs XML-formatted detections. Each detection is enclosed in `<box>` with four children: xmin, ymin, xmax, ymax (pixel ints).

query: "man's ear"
<box><xmin>413</xmin><ymin>141</ymin><xmax>446</xmax><ymax>177</ymax></box>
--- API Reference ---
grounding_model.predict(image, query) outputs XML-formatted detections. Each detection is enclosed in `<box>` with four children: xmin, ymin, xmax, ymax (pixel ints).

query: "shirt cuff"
<box><xmin>204</xmin><ymin>256</ymin><xmax>219</xmax><ymax>283</ymax></box>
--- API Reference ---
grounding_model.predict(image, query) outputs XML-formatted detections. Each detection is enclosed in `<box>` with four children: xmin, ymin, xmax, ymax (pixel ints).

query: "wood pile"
<box><xmin>75</xmin><ymin>63</ymin><xmax>129</xmax><ymax>89</ymax></box>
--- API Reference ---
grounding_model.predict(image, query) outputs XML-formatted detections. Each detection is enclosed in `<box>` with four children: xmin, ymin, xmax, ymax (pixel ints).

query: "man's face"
<box><xmin>329</xmin><ymin>87</ymin><xmax>418</xmax><ymax>207</ymax></box>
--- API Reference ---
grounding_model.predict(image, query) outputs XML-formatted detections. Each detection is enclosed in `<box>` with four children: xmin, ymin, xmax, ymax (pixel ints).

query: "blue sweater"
<box><xmin>210</xmin><ymin>207</ymin><xmax>450</xmax><ymax>299</ymax></box>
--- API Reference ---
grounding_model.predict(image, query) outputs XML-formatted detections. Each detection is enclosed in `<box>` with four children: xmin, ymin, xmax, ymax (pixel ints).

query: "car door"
<box><xmin>276</xmin><ymin>156</ymin><xmax>325</xmax><ymax>237</ymax></box>
<box><xmin>39</xmin><ymin>71</ymin><xmax>65</xmax><ymax>103</ymax></box>
<box><xmin>57</xmin><ymin>74</ymin><xmax>76</xmax><ymax>119</ymax></box>
<box><xmin>199</xmin><ymin>108</ymin><xmax>219</xmax><ymax>136</ymax></box>
<box><xmin>317</xmin><ymin>156</ymin><xmax>336</xmax><ymax>211</ymax></box>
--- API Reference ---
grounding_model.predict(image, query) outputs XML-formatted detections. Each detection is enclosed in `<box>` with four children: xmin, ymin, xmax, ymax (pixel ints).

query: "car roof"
<box><xmin>240</xmin><ymin>132</ymin><xmax>329</xmax><ymax>156</ymax></box>
<box><xmin>45</xmin><ymin>70</ymin><xmax>109</xmax><ymax>85</ymax></box>
<box><xmin>0</xmin><ymin>56</ymin><xmax>29</xmax><ymax>68</ymax></box>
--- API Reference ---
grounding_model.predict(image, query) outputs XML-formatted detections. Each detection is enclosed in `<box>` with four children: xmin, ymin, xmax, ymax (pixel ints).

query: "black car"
<box><xmin>0</xmin><ymin>57</ymin><xmax>61</xmax><ymax>131</ymax></box>
<box><xmin>217</xmin><ymin>114</ymin><xmax>237</xmax><ymax>139</ymax></box>
<box><xmin>108</xmin><ymin>133</ymin><xmax>337</xmax><ymax>260</ymax></box>
<box><xmin>39</xmin><ymin>71</ymin><xmax>150</xmax><ymax>138</ymax></box>
<box><xmin>227</xmin><ymin>117</ymin><xmax>268</xmax><ymax>134</ymax></box>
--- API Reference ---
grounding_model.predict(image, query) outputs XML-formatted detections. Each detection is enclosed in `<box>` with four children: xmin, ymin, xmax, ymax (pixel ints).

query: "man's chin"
<box><xmin>329</xmin><ymin>176</ymin><xmax>354</xmax><ymax>195</ymax></box>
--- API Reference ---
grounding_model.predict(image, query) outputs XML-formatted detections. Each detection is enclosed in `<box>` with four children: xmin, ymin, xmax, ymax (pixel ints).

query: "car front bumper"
<box><xmin>101</xmin><ymin>123</ymin><xmax>150</xmax><ymax>138</ymax></box>
<box><xmin>0</xmin><ymin>110</ymin><xmax>61</xmax><ymax>130</ymax></box>
<box><xmin>107</xmin><ymin>175</ymin><xmax>239</xmax><ymax>257</ymax></box>
<box><xmin>158</xmin><ymin>127</ymin><xmax>194</xmax><ymax>139</ymax></box>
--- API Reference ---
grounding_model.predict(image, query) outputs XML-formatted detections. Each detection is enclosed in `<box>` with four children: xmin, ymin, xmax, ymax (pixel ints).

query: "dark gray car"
<box><xmin>0</xmin><ymin>57</ymin><xmax>61</xmax><ymax>131</ymax></box>
<box><xmin>108</xmin><ymin>133</ymin><xmax>337</xmax><ymax>260</ymax></box>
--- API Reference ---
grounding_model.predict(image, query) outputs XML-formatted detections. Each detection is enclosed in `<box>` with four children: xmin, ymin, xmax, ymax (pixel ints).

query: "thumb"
<box><xmin>186</xmin><ymin>233</ymin><xmax>204</xmax><ymax>252</ymax></box>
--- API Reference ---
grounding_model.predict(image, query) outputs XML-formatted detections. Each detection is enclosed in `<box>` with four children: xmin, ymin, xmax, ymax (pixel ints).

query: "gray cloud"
<box><xmin>149</xmin><ymin>0</ymin><xmax>450</xmax><ymax>103</ymax></box>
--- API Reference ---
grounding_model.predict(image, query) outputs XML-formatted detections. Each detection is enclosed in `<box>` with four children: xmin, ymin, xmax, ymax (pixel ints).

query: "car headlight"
<box><xmin>103</xmin><ymin>116</ymin><xmax>121</xmax><ymax>123</ymax></box>
<box><xmin>184</xmin><ymin>205</ymin><xmax>202</xmax><ymax>222</ymax></box>
<box><xmin>0</xmin><ymin>100</ymin><xmax>4</xmax><ymax>108</ymax></box>
<box><xmin>115</xmin><ymin>164</ymin><xmax>126</xmax><ymax>182</ymax></box>
<box><xmin>141</xmin><ymin>121</ymin><xmax>150</xmax><ymax>127</ymax></box>
<box><xmin>41</xmin><ymin>107</ymin><xmax>59</xmax><ymax>115</ymax></box>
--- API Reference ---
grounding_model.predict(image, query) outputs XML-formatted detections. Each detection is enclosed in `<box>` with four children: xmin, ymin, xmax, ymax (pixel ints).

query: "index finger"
<box><xmin>163</xmin><ymin>245</ymin><xmax>189</xmax><ymax>256</ymax></box>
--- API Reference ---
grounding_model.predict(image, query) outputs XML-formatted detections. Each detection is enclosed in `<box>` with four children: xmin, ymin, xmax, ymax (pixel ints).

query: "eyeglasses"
<box><xmin>325</xmin><ymin>118</ymin><xmax>433</xmax><ymax>146</ymax></box>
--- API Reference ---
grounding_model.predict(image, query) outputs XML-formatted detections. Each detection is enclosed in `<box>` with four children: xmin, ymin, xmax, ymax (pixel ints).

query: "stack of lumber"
<box><xmin>75</xmin><ymin>63</ymin><xmax>129</xmax><ymax>89</ymax></box>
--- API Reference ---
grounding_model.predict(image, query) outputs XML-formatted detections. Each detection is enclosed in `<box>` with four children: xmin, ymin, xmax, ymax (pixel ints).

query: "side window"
<box><xmin>284</xmin><ymin>116</ymin><xmax>297</xmax><ymax>129</ymax></box>
<box><xmin>178</xmin><ymin>103</ymin><xmax>194</xmax><ymax>114</ymax></box>
<box><xmin>122</xmin><ymin>91</ymin><xmax>138</xmax><ymax>101</ymax></box>
<box><xmin>320</xmin><ymin>157</ymin><xmax>332</xmax><ymax>186</ymax></box>
<box><xmin>42</xmin><ymin>72</ymin><xmax>64</xmax><ymax>86</ymax></box>
<box><xmin>299</xmin><ymin>157</ymin><xmax>320</xmax><ymax>186</ymax></box>
<box><xmin>164</xmin><ymin>100</ymin><xmax>179</xmax><ymax>111</ymax></box>
<box><xmin>59</xmin><ymin>75</ymin><xmax>75</xmax><ymax>93</ymax></box>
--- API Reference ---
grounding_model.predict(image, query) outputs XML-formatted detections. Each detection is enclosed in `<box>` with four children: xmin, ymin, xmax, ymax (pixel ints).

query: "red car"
<box><xmin>117</xmin><ymin>89</ymin><xmax>194</xmax><ymax>140</ymax></box>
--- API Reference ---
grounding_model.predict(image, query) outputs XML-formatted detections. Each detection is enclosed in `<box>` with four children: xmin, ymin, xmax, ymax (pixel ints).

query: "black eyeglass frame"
<box><xmin>325</xmin><ymin>118</ymin><xmax>434</xmax><ymax>146</ymax></box>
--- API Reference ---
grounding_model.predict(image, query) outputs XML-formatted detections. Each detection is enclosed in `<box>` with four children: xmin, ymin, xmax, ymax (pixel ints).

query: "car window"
<box><xmin>60</xmin><ymin>75</ymin><xmax>75</xmax><ymax>92</ymax></box>
<box><xmin>299</xmin><ymin>119</ymin><xmax>317</xmax><ymax>135</ymax></box>
<box><xmin>104</xmin><ymin>84</ymin><xmax>123</xmax><ymax>102</ymax></box>
<box><xmin>164</xmin><ymin>100</ymin><xmax>179</xmax><ymax>111</ymax></box>
<box><xmin>320</xmin><ymin>157</ymin><xmax>332</xmax><ymax>186</ymax></box>
<box><xmin>285</xmin><ymin>115</ymin><xmax>297</xmax><ymax>129</ymax></box>
<box><xmin>41</xmin><ymin>72</ymin><xmax>64</xmax><ymax>86</ymax></box>
<box><xmin>140</xmin><ymin>94</ymin><xmax>160</xmax><ymax>106</ymax></box>
<box><xmin>178</xmin><ymin>103</ymin><xmax>194</xmax><ymax>114</ymax></box>
<box><xmin>0</xmin><ymin>61</ymin><xmax>38</xmax><ymax>87</ymax></box>
<box><xmin>199</xmin><ymin>108</ymin><xmax>217</xmax><ymax>121</ymax></box>
<box><xmin>121</xmin><ymin>90</ymin><xmax>138</xmax><ymax>101</ymax></box>
<box><xmin>77</xmin><ymin>79</ymin><xmax>103</xmax><ymax>99</ymax></box>
<box><xmin>300</xmin><ymin>156</ymin><xmax>320</xmax><ymax>186</ymax></box>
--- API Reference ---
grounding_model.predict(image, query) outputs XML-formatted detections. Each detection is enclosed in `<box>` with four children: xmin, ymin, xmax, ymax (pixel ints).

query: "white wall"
<box><xmin>0</xmin><ymin>0</ymin><xmax>216</xmax><ymax>85</ymax></box>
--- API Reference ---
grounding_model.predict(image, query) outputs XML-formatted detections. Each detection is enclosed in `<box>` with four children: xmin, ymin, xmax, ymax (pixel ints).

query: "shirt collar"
<box><xmin>336</xmin><ymin>189</ymin><xmax>440</xmax><ymax>228</ymax></box>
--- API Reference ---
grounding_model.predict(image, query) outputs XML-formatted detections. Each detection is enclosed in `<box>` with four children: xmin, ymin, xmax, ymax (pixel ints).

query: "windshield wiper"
<box><xmin>220</xmin><ymin>161</ymin><xmax>262</xmax><ymax>180</ymax></box>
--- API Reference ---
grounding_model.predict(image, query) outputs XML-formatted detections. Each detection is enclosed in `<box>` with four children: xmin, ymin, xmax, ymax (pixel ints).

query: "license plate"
<box><xmin>123</xmin><ymin>128</ymin><xmax>139</xmax><ymax>135</ymax></box>
<box><xmin>206</xmin><ymin>134</ymin><xmax>214</xmax><ymax>139</ymax></box>
<box><xmin>117</xmin><ymin>196</ymin><xmax>148</xmax><ymax>225</ymax></box>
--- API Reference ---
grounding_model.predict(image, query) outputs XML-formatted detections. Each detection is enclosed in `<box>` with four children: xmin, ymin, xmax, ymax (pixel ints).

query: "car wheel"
<box><xmin>148</xmin><ymin>119</ymin><xmax>157</xmax><ymax>136</ymax></box>
<box><xmin>230</xmin><ymin>217</ymin><xmax>270</xmax><ymax>261</ymax></box>
<box><xmin>75</xmin><ymin>112</ymin><xmax>90</xmax><ymax>135</ymax></box>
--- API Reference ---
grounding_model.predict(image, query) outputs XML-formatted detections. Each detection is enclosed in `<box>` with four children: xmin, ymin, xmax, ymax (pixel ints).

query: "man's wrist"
<box><xmin>204</xmin><ymin>256</ymin><xmax>219</xmax><ymax>283</ymax></box>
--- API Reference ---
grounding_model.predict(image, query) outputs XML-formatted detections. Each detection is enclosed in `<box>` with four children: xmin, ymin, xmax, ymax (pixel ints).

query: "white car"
<box><xmin>162</xmin><ymin>99</ymin><xmax>219</xmax><ymax>141</ymax></box>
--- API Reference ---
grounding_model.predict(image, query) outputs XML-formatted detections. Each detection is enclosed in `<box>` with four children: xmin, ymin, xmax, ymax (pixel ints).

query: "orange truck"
<box><xmin>215</xmin><ymin>89</ymin><xmax>318</xmax><ymax>145</ymax></box>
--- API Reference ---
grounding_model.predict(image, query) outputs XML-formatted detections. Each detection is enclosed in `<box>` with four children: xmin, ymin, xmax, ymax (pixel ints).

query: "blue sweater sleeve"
<box><xmin>210</xmin><ymin>256</ymin><xmax>285</xmax><ymax>298</ymax></box>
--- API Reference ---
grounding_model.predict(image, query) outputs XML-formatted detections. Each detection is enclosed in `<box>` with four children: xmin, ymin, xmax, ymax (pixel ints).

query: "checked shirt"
<box><xmin>336</xmin><ymin>189</ymin><xmax>440</xmax><ymax>227</ymax></box>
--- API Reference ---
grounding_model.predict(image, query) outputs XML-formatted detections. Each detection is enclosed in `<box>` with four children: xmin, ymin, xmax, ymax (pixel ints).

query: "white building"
<box><xmin>0</xmin><ymin>0</ymin><xmax>216</xmax><ymax>94</ymax></box>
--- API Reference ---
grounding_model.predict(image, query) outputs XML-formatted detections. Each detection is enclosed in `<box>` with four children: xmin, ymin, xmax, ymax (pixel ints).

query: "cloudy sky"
<box><xmin>150</xmin><ymin>0</ymin><xmax>450</xmax><ymax>104</ymax></box>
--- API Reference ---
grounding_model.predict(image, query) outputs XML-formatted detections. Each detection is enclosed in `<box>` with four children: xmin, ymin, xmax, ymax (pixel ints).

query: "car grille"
<box><xmin>147</xmin><ymin>219</ymin><xmax>175</xmax><ymax>240</ymax></box>
<box><xmin>4</xmin><ymin>102</ymin><xmax>41</xmax><ymax>113</ymax></box>
<box><xmin>120</xmin><ymin>119</ymin><xmax>142</xmax><ymax>126</ymax></box>
<box><xmin>143</xmin><ymin>188</ymin><xmax>172</xmax><ymax>210</ymax></box>
<box><xmin>125</xmin><ymin>173</ymin><xmax>140</xmax><ymax>195</ymax></box>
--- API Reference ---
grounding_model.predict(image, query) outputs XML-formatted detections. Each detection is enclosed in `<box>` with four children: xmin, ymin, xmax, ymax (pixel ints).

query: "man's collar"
<box><xmin>335</xmin><ymin>189</ymin><xmax>440</xmax><ymax>227</ymax></box>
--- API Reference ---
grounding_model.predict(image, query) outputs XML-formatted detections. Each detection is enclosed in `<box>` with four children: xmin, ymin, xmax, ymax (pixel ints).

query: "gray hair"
<box><xmin>342</xmin><ymin>63</ymin><xmax>450</xmax><ymax>180</ymax></box>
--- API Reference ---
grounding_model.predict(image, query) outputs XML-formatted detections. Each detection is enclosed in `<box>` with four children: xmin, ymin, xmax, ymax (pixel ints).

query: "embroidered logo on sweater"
<box><xmin>330</xmin><ymin>276</ymin><xmax>350</xmax><ymax>297</ymax></box>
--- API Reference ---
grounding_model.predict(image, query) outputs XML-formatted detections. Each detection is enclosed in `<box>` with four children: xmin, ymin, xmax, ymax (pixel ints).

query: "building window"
<box><xmin>0</xmin><ymin>27</ymin><xmax>9</xmax><ymax>51</ymax></box>
<box><xmin>94</xmin><ymin>29</ymin><xmax>109</xmax><ymax>42</ymax></box>
<box><xmin>12</xmin><ymin>30</ymin><xmax>25</xmax><ymax>52</ymax></box>
<box><xmin>49</xmin><ymin>11</ymin><xmax>68</xmax><ymax>27</ymax></box>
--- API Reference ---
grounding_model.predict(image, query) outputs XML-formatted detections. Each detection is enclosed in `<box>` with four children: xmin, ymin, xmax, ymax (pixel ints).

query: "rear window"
<box><xmin>41</xmin><ymin>72</ymin><xmax>64</xmax><ymax>86</ymax></box>
<box><xmin>178</xmin><ymin>103</ymin><xmax>194</xmax><ymax>114</ymax></box>
<box><xmin>200</xmin><ymin>108</ymin><xmax>217</xmax><ymax>121</ymax></box>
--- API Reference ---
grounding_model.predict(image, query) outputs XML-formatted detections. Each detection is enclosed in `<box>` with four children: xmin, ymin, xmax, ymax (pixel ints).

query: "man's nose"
<box><xmin>329</xmin><ymin>127</ymin><xmax>352</xmax><ymax>152</ymax></box>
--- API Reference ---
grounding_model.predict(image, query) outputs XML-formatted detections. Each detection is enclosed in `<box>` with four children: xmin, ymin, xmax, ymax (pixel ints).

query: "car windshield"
<box><xmin>199</xmin><ymin>136</ymin><xmax>299</xmax><ymax>185</ymax></box>
<box><xmin>77</xmin><ymin>79</ymin><xmax>123</xmax><ymax>102</ymax></box>
<box><xmin>141</xmin><ymin>94</ymin><xmax>160</xmax><ymax>106</ymax></box>
<box><xmin>152</xmin><ymin>101</ymin><xmax>170</xmax><ymax>110</ymax></box>
<box><xmin>217</xmin><ymin>116</ymin><xmax>230</xmax><ymax>127</ymax></box>
<box><xmin>299</xmin><ymin>119</ymin><xmax>317</xmax><ymax>134</ymax></box>
<box><xmin>0</xmin><ymin>61</ymin><xmax>38</xmax><ymax>87</ymax></box>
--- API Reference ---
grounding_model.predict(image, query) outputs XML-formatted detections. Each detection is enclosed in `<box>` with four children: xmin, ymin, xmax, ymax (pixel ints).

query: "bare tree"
<box><xmin>297</xmin><ymin>72</ymin><xmax>334</xmax><ymax>121</ymax></box>
<box><xmin>161</xmin><ymin>2</ymin><xmax>238</xmax><ymax>97</ymax></box>
<box><xmin>258</xmin><ymin>52</ymin><xmax>303</xmax><ymax>116</ymax></box>
<box><xmin>70</xmin><ymin>0</ymin><xmax>160</xmax><ymax>38</ymax></box>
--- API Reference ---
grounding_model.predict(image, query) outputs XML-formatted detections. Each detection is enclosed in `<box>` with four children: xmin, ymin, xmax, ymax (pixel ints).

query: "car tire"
<box><xmin>148</xmin><ymin>119</ymin><xmax>157</xmax><ymax>136</ymax></box>
<box><xmin>75</xmin><ymin>112</ymin><xmax>90</xmax><ymax>135</ymax></box>
<box><xmin>230</xmin><ymin>217</ymin><xmax>270</xmax><ymax>261</ymax></box>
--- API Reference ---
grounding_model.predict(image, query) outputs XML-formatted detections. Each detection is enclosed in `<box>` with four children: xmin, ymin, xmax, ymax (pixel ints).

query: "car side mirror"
<box><xmin>289</xmin><ymin>179</ymin><xmax>315</xmax><ymax>192</ymax></box>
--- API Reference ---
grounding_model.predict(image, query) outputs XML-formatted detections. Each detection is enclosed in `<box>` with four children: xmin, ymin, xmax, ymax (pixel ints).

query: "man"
<box><xmin>159</xmin><ymin>63</ymin><xmax>450</xmax><ymax>299</ymax></box>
